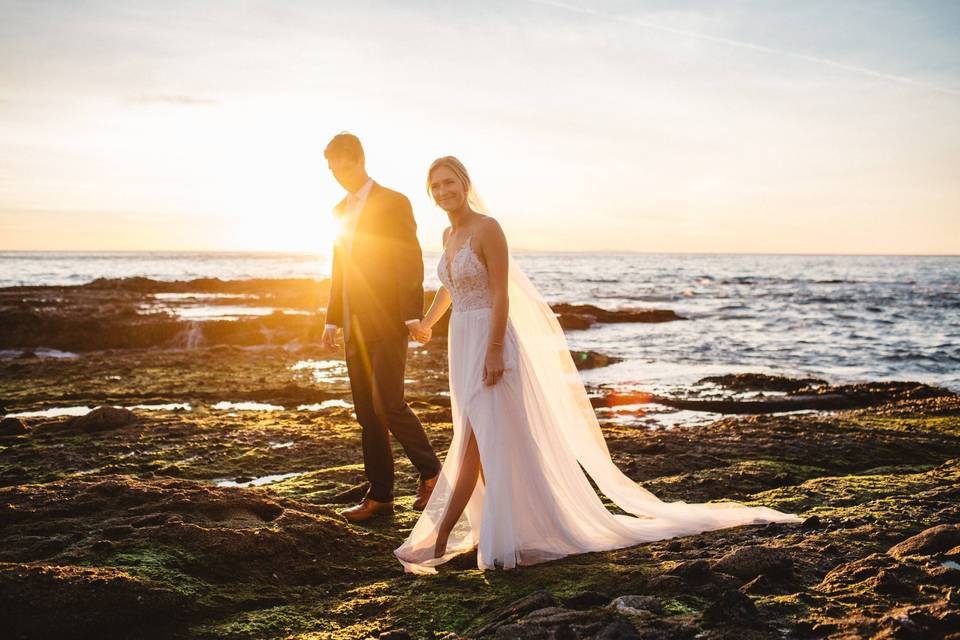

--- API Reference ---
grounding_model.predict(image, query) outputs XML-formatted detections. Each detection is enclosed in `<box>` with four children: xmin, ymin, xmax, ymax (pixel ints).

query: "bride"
<box><xmin>394</xmin><ymin>157</ymin><xmax>800</xmax><ymax>574</ymax></box>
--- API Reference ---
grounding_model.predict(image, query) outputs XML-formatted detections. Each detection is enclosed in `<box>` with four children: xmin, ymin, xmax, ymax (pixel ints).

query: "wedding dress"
<box><xmin>394</xmin><ymin>235</ymin><xmax>801</xmax><ymax>575</ymax></box>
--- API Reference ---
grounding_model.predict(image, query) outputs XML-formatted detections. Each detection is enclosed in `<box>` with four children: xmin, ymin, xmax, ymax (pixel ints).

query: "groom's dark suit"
<box><xmin>326</xmin><ymin>181</ymin><xmax>441</xmax><ymax>503</ymax></box>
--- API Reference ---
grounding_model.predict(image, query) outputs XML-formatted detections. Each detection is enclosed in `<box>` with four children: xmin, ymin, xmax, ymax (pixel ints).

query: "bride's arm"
<box><xmin>422</xmin><ymin>287</ymin><xmax>451</xmax><ymax>329</ymax></box>
<box><xmin>417</xmin><ymin>226</ymin><xmax>453</xmax><ymax>333</ymax></box>
<box><xmin>480</xmin><ymin>218</ymin><xmax>509</xmax><ymax>386</ymax></box>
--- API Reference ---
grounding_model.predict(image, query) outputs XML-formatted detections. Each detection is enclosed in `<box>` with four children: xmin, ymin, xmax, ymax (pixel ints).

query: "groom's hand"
<box><xmin>321</xmin><ymin>326</ymin><xmax>340</xmax><ymax>350</ymax></box>
<box><xmin>408</xmin><ymin>320</ymin><xmax>432</xmax><ymax>344</ymax></box>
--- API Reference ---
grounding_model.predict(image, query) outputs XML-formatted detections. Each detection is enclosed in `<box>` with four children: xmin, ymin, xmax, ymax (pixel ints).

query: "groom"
<box><xmin>321</xmin><ymin>132</ymin><xmax>442</xmax><ymax>523</ymax></box>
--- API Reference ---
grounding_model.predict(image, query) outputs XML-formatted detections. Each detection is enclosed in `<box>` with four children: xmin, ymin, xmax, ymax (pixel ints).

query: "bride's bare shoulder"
<box><xmin>473</xmin><ymin>216</ymin><xmax>508</xmax><ymax>265</ymax></box>
<box><xmin>476</xmin><ymin>215</ymin><xmax>506</xmax><ymax>244</ymax></box>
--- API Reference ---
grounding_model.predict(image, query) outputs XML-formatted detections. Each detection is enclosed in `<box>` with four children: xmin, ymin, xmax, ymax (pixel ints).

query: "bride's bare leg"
<box><xmin>435</xmin><ymin>426</ymin><xmax>482</xmax><ymax>558</ymax></box>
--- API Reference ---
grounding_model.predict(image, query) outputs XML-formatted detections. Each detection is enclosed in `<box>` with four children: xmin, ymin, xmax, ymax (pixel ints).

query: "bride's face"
<box><xmin>429</xmin><ymin>166</ymin><xmax>467</xmax><ymax>212</ymax></box>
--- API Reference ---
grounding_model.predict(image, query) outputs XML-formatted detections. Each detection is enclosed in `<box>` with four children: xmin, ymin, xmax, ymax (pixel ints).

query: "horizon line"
<box><xmin>1</xmin><ymin>249</ymin><xmax>958</xmax><ymax>258</ymax></box>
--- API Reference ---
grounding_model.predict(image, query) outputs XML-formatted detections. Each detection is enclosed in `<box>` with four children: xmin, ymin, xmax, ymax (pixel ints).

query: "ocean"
<box><xmin>2</xmin><ymin>251</ymin><xmax>958</xmax><ymax>391</ymax></box>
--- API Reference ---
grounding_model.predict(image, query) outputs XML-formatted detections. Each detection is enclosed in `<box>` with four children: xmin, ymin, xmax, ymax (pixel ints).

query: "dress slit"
<box><xmin>438</xmin><ymin>412</ymin><xmax>485</xmax><ymax>532</ymax></box>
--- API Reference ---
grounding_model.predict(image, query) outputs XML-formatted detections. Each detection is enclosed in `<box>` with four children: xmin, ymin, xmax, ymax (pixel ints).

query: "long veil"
<box><xmin>471</xmin><ymin>186</ymin><xmax>800</xmax><ymax>525</ymax></box>
<box><xmin>395</xmin><ymin>181</ymin><xmax>800</xmax><ymax>575</ymax></box>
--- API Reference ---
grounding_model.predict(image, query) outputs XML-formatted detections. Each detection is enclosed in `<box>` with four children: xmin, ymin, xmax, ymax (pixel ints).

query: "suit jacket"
<box><xmin>326</xmin><ymin>182</ymin><xmax>424</xmax><ymax>343</ymax></box>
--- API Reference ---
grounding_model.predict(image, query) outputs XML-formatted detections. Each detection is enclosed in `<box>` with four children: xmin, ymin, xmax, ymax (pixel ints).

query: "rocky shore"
<box><xmin>2</xmin><ymin>278</ymin><xmax>959</xmax><ymax>639</ymax></box>
<box><xmin>0</xmin><ymin>278</ymin><xmax>679</xmax><ymax>352</ymax></box>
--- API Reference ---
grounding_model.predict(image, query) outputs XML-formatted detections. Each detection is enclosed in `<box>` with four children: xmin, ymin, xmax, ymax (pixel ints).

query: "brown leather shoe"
<box><xmin>412</xmin><ymin>475</ymin><xmax>439</xmax><ymax>511</ymax></box>
<box><xmin>339</xmin><ymin>498</ymin><xmax>394</xmax><ymax>523</ymax></box>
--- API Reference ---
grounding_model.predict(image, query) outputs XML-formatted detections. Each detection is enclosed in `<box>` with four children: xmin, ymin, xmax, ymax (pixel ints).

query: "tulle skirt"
<box><xmin>394</xmin><ymin>307</ymin><xmax>800</xmax><ymax>575</ymax></box>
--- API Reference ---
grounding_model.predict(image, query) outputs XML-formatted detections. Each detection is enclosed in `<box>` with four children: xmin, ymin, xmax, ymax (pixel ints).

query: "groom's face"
<box><xmin>327</xmin><ymin>155</ymin><xmax>365</xmax><ymax>193</ymax></box>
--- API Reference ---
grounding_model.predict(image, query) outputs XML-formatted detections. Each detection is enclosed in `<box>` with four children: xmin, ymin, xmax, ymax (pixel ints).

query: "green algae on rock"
<box><xmin>2</xmin><ymin>328</ymin><xmax>959</xmax><ymax>639</ymax></box>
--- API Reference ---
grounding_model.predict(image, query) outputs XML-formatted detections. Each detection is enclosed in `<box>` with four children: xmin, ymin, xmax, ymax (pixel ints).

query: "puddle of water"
<box><xmin>6</xmin><ymin>406</ymin><xmax>93</xmax><ymax>418</ymax></box>
<box><xmin>154</xmin><ymin>293</ymin><xmax>258</xmax><ymax>301</ymax></box>
<box><xmin>596</xmin><ymin>403</ymin><xmax>722</xmax><ymax>429</ymax></box>
<box><xmin>212</xmin><ymin>401</ymin><xmax>284</xmax><ymax>411</ymax></box>
<box><xmin>0</xmin><ymin>348</ymin><xmax>80</xmax><ymax>359</ymax></box>
<box><xmin>693</xmin><ymin>383</ymin><xmax>791</xmax><ymax>401</ymax></box>
<box><xmin>37</xmin><ymin>347</ymin><xmax>80</xmax><ymax>359</ymax></box>
<box><xmin>291</xmin><ymin>359</ymin><xmax>350</xmax><ymax>383</ymax></box>
<box><xmin>214</xmin><ymin>471</ymin><xmax>304</xmax><ymax>487</ymax></box>
<box><xmin>143</xmin><ymin>293</ymin><xmax>312</xmax><ymax>321</ymax></box>
<box><xmin>6</xmin><ymin>403</ymin><xmax>193</xmax><ymax>419</ymax></box>
<box><xmin>297</xmin><ymin>399</ymin><xmax>354</xmax><ymax>411</ymax></box>
<box><xmin>172</xmin><ymin>306</ymin><xmax>309</xmax><ymax>321</ymax></box>
<box><xmin>268</xmin><ymin>441</ymin><xmax>295</xmax><ymax>449</ymax></box>
<box><xmin>128</xmin><ymin>403</ymin><xmax>192</xmax><ymax>411</ymax></box>
<box><xmin>639</xmin><ymin>408</ymin><xmax>722</xmax><ymax>429</ymax></box>
<box><xmin>291</xmin><ymin>359</ymin><xmax>342</xmax><ymax>371</ymax></box>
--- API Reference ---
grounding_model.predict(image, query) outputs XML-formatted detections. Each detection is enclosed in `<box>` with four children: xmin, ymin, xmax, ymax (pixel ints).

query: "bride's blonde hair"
<box><xmin>427</xmin><ymin>156</ymin><xmax>471</xmax><ymax>199</ymax></box>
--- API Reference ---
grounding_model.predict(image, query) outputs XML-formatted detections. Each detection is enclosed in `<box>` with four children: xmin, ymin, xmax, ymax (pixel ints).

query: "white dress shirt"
<box><xmin>341</xmin><ymin>177</ymin><xmax>374</xmax><ymax>256</ymax></box>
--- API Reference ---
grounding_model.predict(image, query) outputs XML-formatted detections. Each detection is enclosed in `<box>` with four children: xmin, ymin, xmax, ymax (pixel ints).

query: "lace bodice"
<box><xmin>438</xmin><ymin>237</ymin><xmax>492</xmax><ymax>312</ymax></box>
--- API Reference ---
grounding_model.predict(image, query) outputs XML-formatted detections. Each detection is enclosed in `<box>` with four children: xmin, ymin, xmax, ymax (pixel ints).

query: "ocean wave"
<box><xmin>592</xmin><ymin>294</ymin><xmax>676</xmax><ymax>303</ymax></box>
<box><xmin>799</xmin><ymin>296</ymin><xmax>859</xmax><ymax>305</ymax></box>
<box><xmin>880</xmin><ymin>352</ymin><xmax>960</xmax><ymax>364</ymax></box>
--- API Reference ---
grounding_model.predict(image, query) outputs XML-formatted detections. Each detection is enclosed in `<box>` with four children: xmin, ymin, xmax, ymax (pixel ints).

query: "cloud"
<box><xmin>126</xmin><ymin>94</ymin><xmax>220</xmax><ymax>107</ymax></box>
<box><xmin>530</xmin><ymin>0</ymin><xmax>960</xmax><ymax>97</ymax></box>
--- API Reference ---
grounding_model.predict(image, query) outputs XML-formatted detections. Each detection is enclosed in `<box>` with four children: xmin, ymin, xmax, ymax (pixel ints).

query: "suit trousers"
<box><xmin>344</xmin><ymin>330</ymin><xmax>442</xmax><ymax>503</ymax></box>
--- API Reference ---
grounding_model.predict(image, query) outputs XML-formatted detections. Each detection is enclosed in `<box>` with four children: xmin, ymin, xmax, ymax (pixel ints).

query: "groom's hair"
<box><xmin>324</xmin><ymin>132</ymin><xmax>365</xmax><ymax>164</ymax></box>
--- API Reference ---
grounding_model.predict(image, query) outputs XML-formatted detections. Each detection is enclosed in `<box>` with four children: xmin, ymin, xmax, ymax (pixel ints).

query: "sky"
<box><xmin>1</xmin><ymin>0</ymin><xmax>958</xmax><ymax>254</ymax></box>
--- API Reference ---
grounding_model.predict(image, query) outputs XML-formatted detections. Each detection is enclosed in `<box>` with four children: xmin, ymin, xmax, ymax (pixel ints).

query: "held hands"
<box><xmin>408</xmin><ymin>320</ymin><xmax>432</xmax><ymax>344</ymax></box>
<box><xmin>321</xmin><ymin>326</ymin><xmax>341</xmax><ymax>351</ymax></box>
<box><xmin>483</xmin><ymin>344</ymin><xmax>505</xmax><ymax>387</ymax></box>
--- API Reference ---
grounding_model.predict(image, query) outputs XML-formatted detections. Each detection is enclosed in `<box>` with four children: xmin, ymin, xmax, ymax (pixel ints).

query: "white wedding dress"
<box><xmin>394</xmin><ymin>235</ymin><xmax>801</xmax><ymax>575</ymax></box>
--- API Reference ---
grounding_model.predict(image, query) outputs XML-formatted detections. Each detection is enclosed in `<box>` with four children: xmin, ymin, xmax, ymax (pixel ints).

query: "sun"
<box><xmin>223</xmin><ymin>210</ymin><xmax>344</xmax><ymax>253</ymax></box>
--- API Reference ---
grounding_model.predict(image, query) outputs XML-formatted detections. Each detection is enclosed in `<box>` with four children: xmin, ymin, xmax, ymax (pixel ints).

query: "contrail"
<box><xmin>530</xmin><ymin>0</ymin><xmax>960</xmax><ymax>97</ymax></box>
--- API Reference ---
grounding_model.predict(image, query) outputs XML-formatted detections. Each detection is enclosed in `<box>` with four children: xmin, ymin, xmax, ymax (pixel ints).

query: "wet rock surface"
<box><xmin>59</xmin><ymin>404</ymin><xmax>138</xmax><ymax>432</ymax></box>
<box><xmin>0</xmin><ymin>416</ymin><xmax>28</xmax><ymax>435</ymax></box>
<box><xmin>0</xmin><ymin>280</ymin><xmax>676</xmax><ymax>357</ymax></box>
<box><xmin>1</xmin><ymin>286</ymin><xmax>959</xmax><ymax>638</ymax></box>
<box><xmin>712</xmin><ymin>545</ymin><xmax>793</xmax><ymax>580</ymax></box>
<box><xmin>569</xmin><ymin>350</ymin><xmax>623</xmax><ymax>371</ymax></box>
<box><xmin>698</xmin><ymin>373</ymin><xmax>829</xmax><ymax>393</ymax></box>
<box><xmin>652</xmin><ymin>379</ymin><xmax>954</xmax><ymax>414</ymax></box>
<box><xmin>887</xmin><ymin>524</ymin><xmax>960</xmax><ymax>560</ymax></box>
<box><xmin>552</xmin><ymin>303</ymin><xmax>684</xmax><ymax>330</ymax></box>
